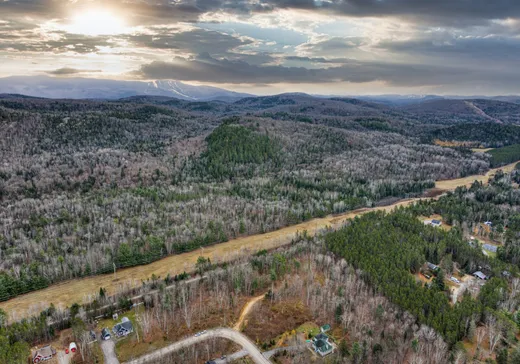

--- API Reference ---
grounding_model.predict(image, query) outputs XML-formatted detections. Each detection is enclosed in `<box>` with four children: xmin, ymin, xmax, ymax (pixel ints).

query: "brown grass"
<box><xmin>471</xmin><ymin>148</ymin><xmax>494</xmax><ymax>153</ymax></box>
<box><xmin>243</xmin><ymin>299</ymin><xmax>312</xmax><ymax>344</ymax></box>
<box><xmin>435</xmin><ymin>161</ymin><xmax>519</xmax><ymax>190</ymax></box>
<box><xmin>2</xmin><ymin>161</ymin><xmax>519</xmax><ymax>320</ymax></box>
<box><xmin>434</xmin><ymin>139</ymin><xmax>479</xmax><ymax>148</ymax></box>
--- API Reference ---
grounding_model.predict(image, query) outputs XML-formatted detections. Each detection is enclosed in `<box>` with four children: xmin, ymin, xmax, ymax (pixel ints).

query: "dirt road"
<box><xmin>233</xmin><ymin>294</ymin><xmax>265</xmax><ymax>331</ymax></box>
<box><xmin>1</xmin><ymin>161</ymin><xmax>518</xmax><ymax>321</ymax></box>
<box><xmin>124</xmin><ymin>328</ymin><xmax>270</xmax><ymax>364</ymax></box>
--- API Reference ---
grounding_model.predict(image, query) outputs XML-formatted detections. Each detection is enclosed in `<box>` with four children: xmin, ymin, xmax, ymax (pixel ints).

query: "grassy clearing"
<box><xmin>472</xmin><ymin>148</ymin><xmax>494</xmax><ymax>153</ymax></box>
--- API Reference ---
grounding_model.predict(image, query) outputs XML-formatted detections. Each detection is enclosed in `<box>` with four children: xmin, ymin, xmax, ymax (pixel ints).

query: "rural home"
<box><xmin>483</xmin><ymin>244</ymin><xmax>498</xmax><ymax>253</ymax></box>
<box><xmin>312</xmin><ymin>333</ymin><xmax>334</xmax><ymax>357</ymax></box>
<box><xmin>113</xmin><ymin>317</ymin><xmax>134</xmax><ymax>337</ymax></box>
<box><xmin>426</xmin><ymin>262</ymin><xmax>439</xmax><ymax>271</ymax></box>
<box><xmin>33</xmin><ymin>345</ymin><xmax>56</xmax><ymax>363</ymax></box>
<box><xmin>473</xmin><ymin>271</ymin><xmax>488</xmax><ymax>280</ymax></box>
<box><xmin>431</xmin><ymin>219</ymin><xmax>442</xmax><ymax>227</ymax></box>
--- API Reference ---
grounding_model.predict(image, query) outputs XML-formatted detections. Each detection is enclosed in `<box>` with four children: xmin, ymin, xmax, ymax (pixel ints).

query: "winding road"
<box><xmin>124</xmin><ymin>328</ymin><xmax>270</xmax><ymax>364</ymax></box>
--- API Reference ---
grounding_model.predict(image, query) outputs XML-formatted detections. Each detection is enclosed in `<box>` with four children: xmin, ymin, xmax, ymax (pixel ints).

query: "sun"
<box><xmin>68</xmin><ymin>10</ymin><xmax>126</xmax><ymax>36</ymax></box>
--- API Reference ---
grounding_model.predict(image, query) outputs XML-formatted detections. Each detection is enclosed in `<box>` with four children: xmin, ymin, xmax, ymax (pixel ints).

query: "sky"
<box><xmin>1</xmin><ymin>0</ymin><xmax>520</xmax><ymax>95</ymax></box>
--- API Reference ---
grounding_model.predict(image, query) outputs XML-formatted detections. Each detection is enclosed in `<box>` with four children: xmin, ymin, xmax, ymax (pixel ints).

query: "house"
<box><xmin>427</xmin><ymin>262</ymin><xmax>439</xmax><ymax>271</ymax></box>
<box><xmin>473</xmin><ymin>271</ymin><xmax>488</xmax><ymax>280</ymax></box>
<box><xmin>113</xmin><ymin>317</ymin><xmax>134</xmax><ymax>337</ymax></box>
<box><xmin>320</xmin><ymin>324</ymin><xmax>331</xmax><ymax>333</ymax></box>
<box><xmin>33</xmin><ymin>345</ymin><xmax>56</xmax><ymax>363</ymax></box>
<box><xmin>483</xmin><ymin>244</ymin><xmax>498</xmax><ymax>253</ymax></box>
<box><xmin>312</xmin><ymin>333</ymin><xmax>334</xmax><ymax>357</ymax></box>
<box><xmin>431</xmin><ymin>220</ymin><xmax>442</xmax><ymax>227</ymax></box>
<box><xmin>484</xmin><ymin>221</ymin><xmax>493</xmax><ymax>227</ymax></box>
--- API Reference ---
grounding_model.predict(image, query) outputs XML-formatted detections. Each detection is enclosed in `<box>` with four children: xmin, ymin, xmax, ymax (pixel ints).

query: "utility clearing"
<box><xmin>1</xmin><ymin>161</ymin><xmax>518</xmax><ymax>321</ymax></box>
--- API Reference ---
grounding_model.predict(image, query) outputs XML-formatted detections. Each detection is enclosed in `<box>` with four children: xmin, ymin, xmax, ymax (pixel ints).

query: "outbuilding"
<box><xmin>33</xmin><ymin>346</ymin><xmax>56</xmax><ymax>363</ymax></box>
<box><xmin>473</xmin><ymin>271</ymin><xmax>488</xmax><ymax>280</ymax></box>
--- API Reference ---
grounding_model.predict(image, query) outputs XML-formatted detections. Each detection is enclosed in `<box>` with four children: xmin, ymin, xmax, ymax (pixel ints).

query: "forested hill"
<box><xmin>0</xmin><ymin>93</ymin><xmax>516</xmax><ymax>302</ymax></box>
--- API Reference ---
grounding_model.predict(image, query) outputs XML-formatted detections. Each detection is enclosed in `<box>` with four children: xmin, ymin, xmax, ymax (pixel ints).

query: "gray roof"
<box><xmin>474</xmin><ymin>271</ymin><xmax>487</xmax><ymax>279</ymax></box>
<box><xmin>483</xmin><ymin>244</ymin><xmax>498</xmax><ymax>252</ymax></box>
<box><xmin>314</xmin><ymin>333</ymin><xmax>328</xmax><ymax>341</ymax></box>
<box><xmin>114</xmin><ymin>320</ymin><xmax>133</xmax><ymax>332</ymax></box>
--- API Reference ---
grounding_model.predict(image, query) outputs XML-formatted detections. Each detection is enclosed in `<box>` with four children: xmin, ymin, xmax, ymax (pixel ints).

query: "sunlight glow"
<box><xmin>67</xmin><ymin>10</ymin><xmax>126</xmax><ymax>36</ymax></box>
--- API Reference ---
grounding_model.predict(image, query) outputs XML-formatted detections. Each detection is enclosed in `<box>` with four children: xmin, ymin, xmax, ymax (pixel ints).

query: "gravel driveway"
<box><xmin>100</xmin><ymin>338</ymin><xmax>120</xmax><ymax>364</ymax></box>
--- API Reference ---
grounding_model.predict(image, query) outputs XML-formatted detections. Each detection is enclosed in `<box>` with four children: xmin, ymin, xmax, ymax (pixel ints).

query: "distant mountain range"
<box><xmin>1</xmin><ymin>76</ymin><xmax>520</xmax><ymax>108</ymax></box>
<box><xmin>0</xmin><ymin>76</ymin><xmax>252</xmax><ymax>101</ymax></box>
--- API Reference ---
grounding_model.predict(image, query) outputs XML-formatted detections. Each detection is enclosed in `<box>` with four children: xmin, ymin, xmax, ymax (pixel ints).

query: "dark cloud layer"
<box><xmin>46</xmin><ymin>68</ymin><xmax>102</xmax><ymax>75</ymax></box>
<box><xmin>2</xmin><ymin>0</ymin><xmax>520</xmax><ymax>26</ymax></box>
<box><xmin>137</xmin><ymin>52</ymin><xmax>519</xmax><ymax>87</ymax></box>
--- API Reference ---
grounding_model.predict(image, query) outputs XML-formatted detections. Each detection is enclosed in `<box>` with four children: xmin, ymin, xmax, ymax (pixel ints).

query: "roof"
<box><xmin>483</xmin><ymin>244</ymin><xmax>498</xmax><ymax>252</ymax></box>
<box><xmin>315</xmin><ymin>339</ymin><xmax>332</xmax><ymax>353</ymax></box>
<box><xmin>34</xmin><ymin>346</ymin><xmax>55</xmax><ymax>358</ymax></box>
<box><xmin>431</xmin><ymin>219</ymin><xmax>441</xmax><ymax>225</ymax></box>
<box><xmin>474</xmin><ymin>271</ymin><xmax>487</xmax><ymax>279</ymax></box>
<box><xmin>115</xmin><ymin>320</ymin><xmax>133</xmax><ymax>332</ymax></box>
<box><xmin>314</xmin><ymin>333</ymin><xmax>328</xmax><ymax>341</ymax></box>
<box><xmin>427</xmin><ymin>262</ymin><xmax>438</xmax><ymax>270</ymax></box>
<box><xmin>321</xmin><ymin>324</ymin><xmax>331</xmax><ymax>332</ymax></box>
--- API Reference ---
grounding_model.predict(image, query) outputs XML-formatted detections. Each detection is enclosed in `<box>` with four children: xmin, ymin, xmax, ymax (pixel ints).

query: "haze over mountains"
<box><xmin>2</xmin><ymin>76</ymin><xmax>520</xmax><ymax>107</ymax></box>
<box><xmin>0</xmin><ymin>76</ymin><xmax>252</xmax><ymax>101</ymax></box>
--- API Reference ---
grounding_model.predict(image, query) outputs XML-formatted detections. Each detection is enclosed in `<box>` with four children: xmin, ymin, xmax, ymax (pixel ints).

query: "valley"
<box><xmin>1</xmin><ymin>160</ymin><xmax>517</xmax><ymax>321</ymax></box>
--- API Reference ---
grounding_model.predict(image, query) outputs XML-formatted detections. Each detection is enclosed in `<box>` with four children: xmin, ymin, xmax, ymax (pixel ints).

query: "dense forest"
<box><xmin>326</xmin><ymin>211</ymin><xmax>515</xmax><ymax>346</ymax></box>
<box><xmin>0</xmin><ymin>95</ymin><xmax>492</xmax><ymax>301</ymax></box>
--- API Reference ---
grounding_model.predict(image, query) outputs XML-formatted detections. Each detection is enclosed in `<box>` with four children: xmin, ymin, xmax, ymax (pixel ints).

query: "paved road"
<box><xmin>124</xmin><ymin>328</ymin><xmax>270</xmax><ymax>364</ymax></box>
<box><xmin>100</xmin><ymin>338</ymin><xmax>120</xmax><ymax>364</ymax></box>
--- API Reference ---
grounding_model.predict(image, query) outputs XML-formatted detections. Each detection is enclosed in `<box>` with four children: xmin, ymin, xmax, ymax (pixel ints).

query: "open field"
<box><xmin>435</xmin><ymin>160</ymin><xmax>519</xmax><ymax>190</ymax></box>
<box><xmin>433</xmin><ymin>139</ymin><xmax>478</xmax><ymax>148</ymax></box>
<box><xmin>472</xmin><ymin>147</ymin><xmax>494</xmax><ymax>153</ymax></box>
<box><xmin>2</xmin><ymin>161</ymin><xmax>519</xmax><ymax>321</ymax></box>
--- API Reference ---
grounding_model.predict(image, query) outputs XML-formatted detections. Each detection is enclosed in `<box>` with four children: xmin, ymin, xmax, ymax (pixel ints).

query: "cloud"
<box><xmin>128</xmin><ymin>28</ymin><xmax>254</xmax><ymax>55</ymax></box>
<box><xmin>46</xmin><ymin>67</ymin><xmax>102</xmax><ymax>75</ymax></box>
<box><xmin>2</xmin><ymin>0</ymin><xmax>520</xmax><ymax>28</ymax></box>
<box><xmin>136</xmin><ymin>51</ymin><xmax>520</xmax><ymax>88</ymax></box>
<box><xmin>375</xmin><ymin>33</ymin><xmax>520</xmax><ymax>66</ymax></box>
<box><xmin>285</xmin><ymin>55</ymin><xmax>351</xmax><ymax>63</ymax></box>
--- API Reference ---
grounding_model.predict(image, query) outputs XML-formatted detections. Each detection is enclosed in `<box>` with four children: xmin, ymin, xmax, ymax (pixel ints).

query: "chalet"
<box><xmin>312</xmin><ymin>333</ymin><xmax>334</xmax><ymax>357</ymax></box>
<box><xmin>473</xmin><ymin>271</ymin><xmax>488</xmax><ymax>280</ymax></box>
<box><xmin>33</xmin><ymin>346</ymin><xmax>56</xmax><ymax>363</ymax></box>
<box><xmin>113</xmin><ymin>317</ymin><xmax>133</xmax><ymax>337</ymax></box>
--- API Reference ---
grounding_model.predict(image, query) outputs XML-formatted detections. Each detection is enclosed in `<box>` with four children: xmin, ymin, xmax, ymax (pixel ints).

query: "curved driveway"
<box><xmin>124</xmin><ymin>327</ymin><xmax>270</xmax><ymax>364</ymax></box>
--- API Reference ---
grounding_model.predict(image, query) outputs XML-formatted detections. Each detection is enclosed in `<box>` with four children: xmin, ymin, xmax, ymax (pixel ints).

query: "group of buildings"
<box><xmin>32</xmin><ymin>317</ymin><xmax>134</xmax><ymax>363</ymax></box>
